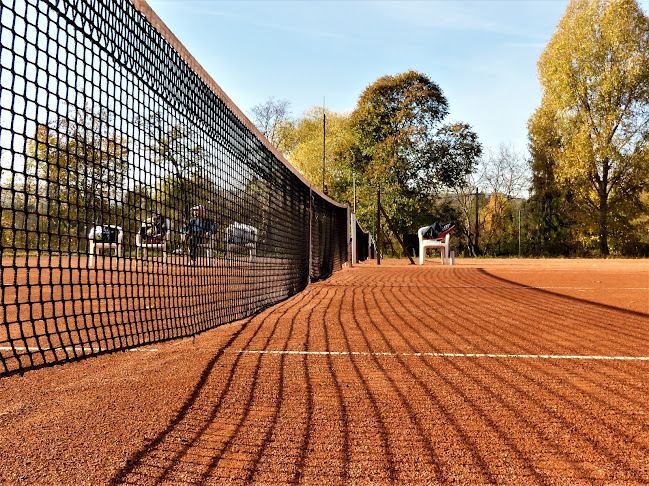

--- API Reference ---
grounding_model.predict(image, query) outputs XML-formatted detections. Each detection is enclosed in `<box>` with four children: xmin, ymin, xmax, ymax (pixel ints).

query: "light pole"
<box><xmin>475</xmin><ymin>187</ymin><xmax>480</xmax><ymax>256</ymax></box>
<box><xmin>322</xmin><ymin>103</ymin><xmax>326</xmax><ymax>194</ymax></box>
<box><xmin>377</xmin><ymin>183</ymin><xmax>381</xmax><ymax>265</ymax></box>
<box><xmin>518</xmin><ymin>208</ymin><xmax>522</xmax><ymax>256</ymax></box>
<box><xmin>353</xmin><ymin>173</ymin><xmax>356</xmax><ymax>213</ymax></box>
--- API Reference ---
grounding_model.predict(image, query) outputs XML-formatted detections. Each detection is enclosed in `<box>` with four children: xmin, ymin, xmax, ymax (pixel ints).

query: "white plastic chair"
<box><xmin>226</xmin><ymin>223</ymin><xmax>258</xmax><ymax>264</ymax></box>
<box><xmin>418</xmin><ymin>226</ymin><xmax>450</xmax><ymax>265</ymax></box>
<box><xmin>88</xmin><ymin>225</ymin><xmax>123</xmax><ymax>268</ymax></box>
<box><xmin>135</xmin><ymin>218</ymin><xmax>171</xmax><ymax>267</ymax></box>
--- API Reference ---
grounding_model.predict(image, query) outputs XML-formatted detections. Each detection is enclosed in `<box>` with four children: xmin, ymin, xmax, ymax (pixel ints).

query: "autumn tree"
<box><xmin>137</xmin><ymin>113</ymin><xmax>205</xmax><ymax>226</ymax></box>
<box><xmin>527</xmin><ymin>105</ymin><xmax>577</xmax><ymax>255</ymax></box>
<box><xmin>286</xmin><ymin>106</ymin><xmax>351</xmax><ymax>197</ymax></box>
<box><xmin>349</xmin><ymin>70</ymin><xmax>482</xmax><ymax>236</ymax></box>
<box><xmin>535</xmin><ymin>0</ymin><xmax>649</xmax><ymax>254</ymax></box>
<box><xmin>23</xmin><ymin>105</ymin><xmax>128</xmax><ymax>252</ymax></box>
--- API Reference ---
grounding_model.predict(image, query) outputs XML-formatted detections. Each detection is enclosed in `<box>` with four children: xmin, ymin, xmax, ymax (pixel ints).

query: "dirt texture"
<box><xmin>1</xmin><ymin>258</ymin><xmax>648</xmax><ymax>485</ymax></box>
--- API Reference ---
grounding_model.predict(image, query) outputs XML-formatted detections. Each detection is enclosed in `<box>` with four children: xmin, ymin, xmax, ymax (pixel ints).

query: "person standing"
<box><xmin>180</xmin><ymin>205</ymin><xmax>217</xmax><ymax>265</ymax></box>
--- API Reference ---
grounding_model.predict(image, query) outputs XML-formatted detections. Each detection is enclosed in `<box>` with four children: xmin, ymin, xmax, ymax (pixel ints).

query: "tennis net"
<box><xmin>0</xmin><ymin>0</ymin><xmax>348</xmax><ymax>375</ymax></box>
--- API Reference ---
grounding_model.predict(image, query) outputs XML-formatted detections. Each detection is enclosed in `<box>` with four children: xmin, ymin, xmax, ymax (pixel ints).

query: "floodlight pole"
<box><xmin>353</xmin><ymin>173</ymin><xmax>356</xmax><ymax>214</ymax></box>
<box><xmin>322</xmin><ymin>106</ymin><xmax>326</xmax><ymax>194</ymax></box>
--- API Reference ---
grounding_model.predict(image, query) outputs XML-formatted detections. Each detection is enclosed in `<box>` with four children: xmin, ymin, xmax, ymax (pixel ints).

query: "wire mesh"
<box><xmin>354</xmin><ymin>218</ymin><xmax>370</xmax><ymax>263</ymax></box>
<box><xmin>0</xmin><ymin>0</ymin><xmax>348</xmax><ymax>375</ymax></box>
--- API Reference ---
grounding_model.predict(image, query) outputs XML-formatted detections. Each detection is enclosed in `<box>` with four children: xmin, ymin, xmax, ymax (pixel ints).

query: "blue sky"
<box><xmin>146</xmin><ymin>0</ymin><xmax>648</xmax><ymax>155</ymax></box>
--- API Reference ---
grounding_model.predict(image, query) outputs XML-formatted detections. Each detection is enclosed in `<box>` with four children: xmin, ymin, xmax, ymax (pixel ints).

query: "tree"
<box><xmin>349</xmin><ymin>70</ymin><xmax>482</xmax><ymax>235</ymax></box>
<box><xmin>536</xmin><ymin>0</ymin><xmax>649</xmax><ymax>254</ymax></box>
<box><xmin>137</xmin><ymin>113</ymin><xmax>205</xmax><ymax>226</ymax></box>
<box><xmin>453</xmin><ymin>144</ymin><xmax>529</xmax><ymax>256</ymax></box>
<box><xmin>23</xmin><ymin>105</ymin><xmax>128</xmax><ymax>252</ymax></box>
<box><xmin>249</xmin><ymin>97</ymin><xmax>295</xmax><ymax>155</ymax></box>
<box><xmin>286</xmin><ymin>106</ymin><xmax>351</xmax><ymax>197</ymax></box>
<box><xmin>527</xmin><ymin>105</ymin><xmax>577</xmax><ymax>255</ymax></box>
<box><xmin>480</xmin><ymin>145</ymin><xmax>529</xmax><ymax>254</ymax></box>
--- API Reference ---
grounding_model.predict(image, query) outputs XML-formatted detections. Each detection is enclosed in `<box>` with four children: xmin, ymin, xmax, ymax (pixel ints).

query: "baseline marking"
<box><xmin>232</xmin><ymin>350</ymin><xmax>649</xmax><ymax>361</ymax></box>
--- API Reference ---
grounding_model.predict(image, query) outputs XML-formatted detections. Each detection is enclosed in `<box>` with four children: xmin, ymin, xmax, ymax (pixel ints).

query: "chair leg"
<box><xmin>89</xmin><ymin>241</ymin><xmax>95</xmax><ymax>268</ymax></box>
<box><xmin>419</xmin><ymin>244</ymin><xmax>424</xmax><ymax>265</ymax></box>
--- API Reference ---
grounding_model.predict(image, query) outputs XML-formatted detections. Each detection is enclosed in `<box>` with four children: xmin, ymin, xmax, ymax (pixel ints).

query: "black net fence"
<box><xmin>310</xmin><ymin>191</ymin><xmax>348</xmax><ymax>282</ymax></box>
<box><xmin>0</xmin><ymin>0</ymin><xmax>348</xmax><ymax>376</ymax></box>
<box><xmin>355</xmin><ymin>218</ymin><xmax>370</xmax><ymax>263</ymax></box>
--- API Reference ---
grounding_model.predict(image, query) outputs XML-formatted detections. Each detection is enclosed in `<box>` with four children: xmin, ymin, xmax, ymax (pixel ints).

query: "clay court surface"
<box><xmin>1</xmin><ymin>257</ymin><xmax>648</xmax><ymax>485</ymax></box>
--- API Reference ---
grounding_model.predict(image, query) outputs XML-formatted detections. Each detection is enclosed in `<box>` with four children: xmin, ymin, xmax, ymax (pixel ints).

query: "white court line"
<box><xmin>342</xmin><ymin>284</ymin><xmax>649</xmax><ymax>290</ymax></box>
<box><xmin>432</xmin><ymin>283</ymin><xmax>644</xmax><ymax>290</ymax></box>
<box><xmin>0</xmin><ymin>346</ymin><xmax>158</xmax><ymax>353</ymax></box>
<box><xmin>233</xmin><ymin>350</ymin><xmax>649</xmax><ymax>361</ymax></box>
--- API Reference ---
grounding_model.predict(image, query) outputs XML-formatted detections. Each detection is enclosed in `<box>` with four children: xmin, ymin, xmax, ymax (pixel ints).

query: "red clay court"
<box><xmin>1</xmin><ymin>258</ymin><xmax>648</xmax><ymax>485</ymax></box>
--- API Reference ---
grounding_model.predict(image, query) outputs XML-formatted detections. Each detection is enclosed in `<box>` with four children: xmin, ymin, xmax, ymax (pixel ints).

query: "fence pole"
<box><xmin>377</xmin><ymin>184</ymin><xmax>381</xmax><ymax>265</ymax></box>
<box><xmin>309</xmin><ymin>188</ymin><xmax>313</xmax><ymax>282</ymax></box>
<box><xmin>348</xmin><ymin>206</ymin><xmax>352</xmax><ymax>267</ymax></box>
<box><xmin>322</xmin><ymin>111</ymin><xmax>326</xmax><ymax>193</ymax></box>
<box><xmin>518</xmin><ymin>209</ymin><xmax>520</xmax><ymax>256</ymax></box>
<box><xmin>475</xmin><ymin>187</ymin><xmax>480</xmax><ymax>256</ymax></box>
<box><xmin>353</xmin><ymin>173</ymin><xmax>356</xmax><ymax>214</ymax></box>
<box><xmin>351</xmin><ymin>213</ymin><xmax>357</xmax><ymax>265</ymax></box>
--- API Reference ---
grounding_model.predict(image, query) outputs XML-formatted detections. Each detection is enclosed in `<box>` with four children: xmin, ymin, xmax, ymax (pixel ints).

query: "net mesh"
<box><xmin>354</xmin><ymin>218</ymin><xmax>370</xmax><ymax>263</ymax></box>
<box><xmin>0</xmin><ymin>0</ymin><xmax>348</xmax><ymax>375</ymax></box>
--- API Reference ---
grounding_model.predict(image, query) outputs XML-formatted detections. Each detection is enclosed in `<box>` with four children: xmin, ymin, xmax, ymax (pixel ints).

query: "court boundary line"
<box><xmin>232</xmin><ymin>349</ymin><xmax>649</xmax><ymax>361</ymax></box>
<box><xmin>325</xmin><ymin>284</ymin><xmax>649</xmax><ymax>290</ymax></box>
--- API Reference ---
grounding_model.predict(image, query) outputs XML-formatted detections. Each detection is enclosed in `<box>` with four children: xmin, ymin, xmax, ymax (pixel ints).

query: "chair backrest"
<box><xmin>227</xmin><ymin>223</ymin><xmax>258</xmax><ymax>245</ymax></box>
<box><xmin>89</xmin><ymin>225</ymin><xmax>123</xmax><ymax>243</ymax></box>
<box><xmin>418</xmin><ymin>226</ymin><xmax>449</xmax><ymax>244</ymax></box>
<box><xmin>138</xmin><ymin>218</ymin><xmax>170</xmax><ymax>244</ymax></box>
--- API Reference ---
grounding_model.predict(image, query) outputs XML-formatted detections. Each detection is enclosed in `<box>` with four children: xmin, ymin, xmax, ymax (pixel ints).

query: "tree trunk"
<box><xmin>598</xmin><ymin>188</ymin><xmax>609</xmax><ymax>256</ymax></box>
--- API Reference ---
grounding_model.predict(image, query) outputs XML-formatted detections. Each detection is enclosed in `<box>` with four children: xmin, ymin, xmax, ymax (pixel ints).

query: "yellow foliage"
<box><xmin>286</xmin><ymin>107</ymin><xmax>351</xmax><ymax>191</ymax></box>
<box><xmin>532</xmin><ymin>0</ymin><xmax>649</xmax><ymax>252</ymax></box>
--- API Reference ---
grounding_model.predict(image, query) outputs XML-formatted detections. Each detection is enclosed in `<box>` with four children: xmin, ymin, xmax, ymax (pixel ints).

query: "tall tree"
<box><xmin>138</xmin><ymin>113</ymin><xmax>205</xmax><ymax>225</ymax></box>
<box><xmin>480</xmin><ymin>145</ymin><xmax>529</xmax><ymax>255</ymax></box>
<box><xmin>349</xmin><ymin>70</ymin><xmax>482</xmax><ymax>235</ymax></box>
<box><xmin>453</xmin><ymin>144</ymin><xmax>529</xmax><ymax>256</ymax></box>
<box><xmin>536</xmin><ymin>0</ymin><xmax>649</xmax><ymax>254</ymax></box>
<box><xmin>527</xmin><ymin>105</ymin><xmax>577</xmax><ymax>255</ymax></box>
<box><xmin>286</xmin><ymin>106</ymin><xmax>351</xmax><ymax>197</ymax></box>
<box><xmin>249</xmin><ymin>97</ymin><xmax>295</xmax><ymax>155</ymax></box>
<box><xmin>24</xmin><ymin>105</ymin><xmax>128</xmax><ymax>251</ymax></box>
